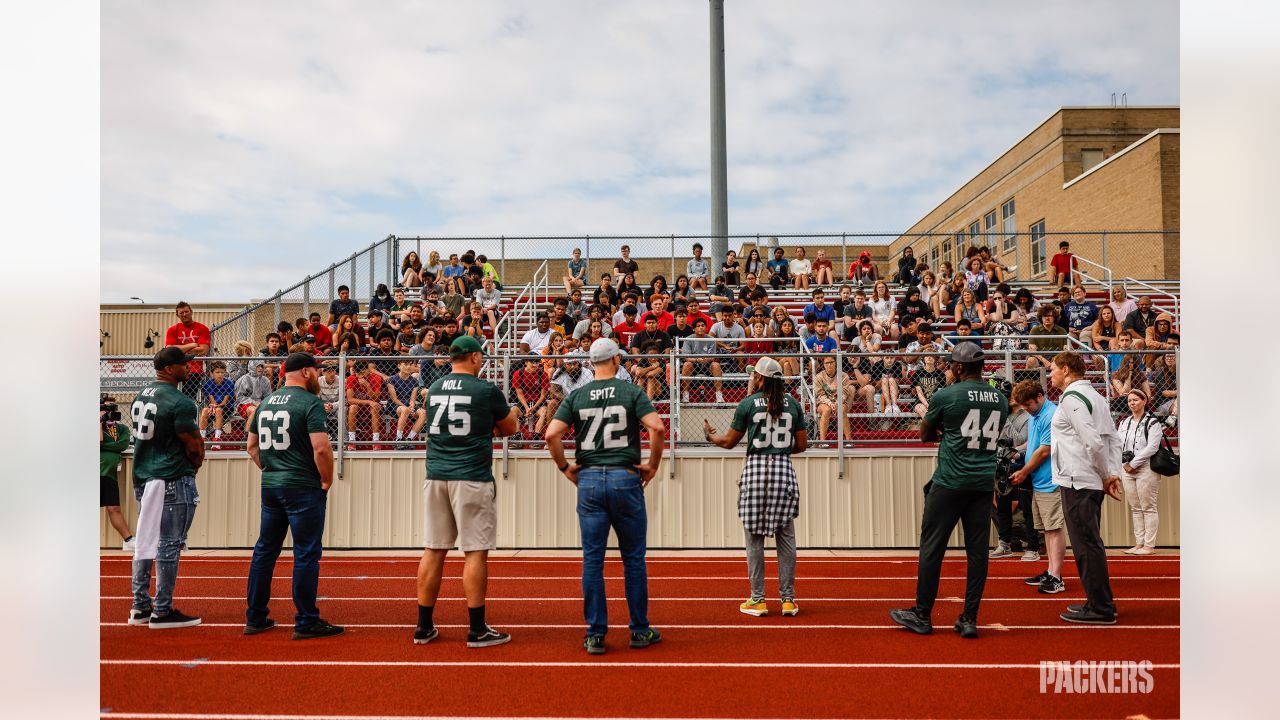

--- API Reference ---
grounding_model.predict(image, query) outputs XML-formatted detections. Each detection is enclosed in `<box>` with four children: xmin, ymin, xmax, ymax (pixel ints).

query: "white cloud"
<box><xmin>102</xmin><ymin>0</ymin><xmax>1178</xmax><ymax>302</ymax></box>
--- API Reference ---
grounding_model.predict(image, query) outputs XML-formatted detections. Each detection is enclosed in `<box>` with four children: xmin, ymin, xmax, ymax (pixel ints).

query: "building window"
<box><xmin>941</xmin><ymin>236</ymin><xmax>952</xmax><ymax>268</ymax></box>
<box><xmin>1081</xmin><ymin>148</ymin><xmax>1104</xmax><ymax>173</ymax></box>
<box><xmin>984</xmin><ymin>210</ymin><xmax>997</xmax><ymax>249</ymax></box>
<box><xmin>1030</xmin><ymin>219</ymin><xmax>1047</xmax><ymax>276</ymax></box>
<box><xmin>969</xmin><ymin>221</ymin><xmax>981</xmax><ymax>251</ymax></box>
<box><xmin>1001</xmin><ymin>198</ymin><xmax>1016</xmax><ymax>252</ymax></box>
<box><xmin>954</xmin><ymin>230</ymin><xmax>966</xmax><ymax>266</ymax></box>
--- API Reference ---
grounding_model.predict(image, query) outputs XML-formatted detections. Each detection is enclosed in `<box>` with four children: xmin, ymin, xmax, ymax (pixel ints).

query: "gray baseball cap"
<box><xmin>588</xmin><ymin>337</ymin><xmax>627</xmax><ymax>364</ymax></box>
<box><xmin>950</xmin><ymin>343</ymin><xmax>985</xmax><ymax>363</ymax></box>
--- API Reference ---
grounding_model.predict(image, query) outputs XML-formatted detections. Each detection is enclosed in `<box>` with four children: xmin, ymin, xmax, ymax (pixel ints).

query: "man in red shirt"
<box><xmin>639</xmin><ymin>295</ymin><xmax>675</xmax><ymax>331</ymax></box>
<box><xmin>345</xmin><ymin>360</ymin><xmax>385</xmax><ymax>450</ymax></box>
<box><xmin>306</xmin><ymin>312</ymin><xmax>334</xmax><ymax>352</ymax></box>
<box><xmin>612</xmin><ymin>305</ymin><xmax>645</xmax><ymax>348</ymax></box>
<box><xmin>684</xmin><ymin>297</ymin><xmax>716</xmax><ymax>332</ymax></box>
<box><xmin>165</xmin><ymin>301</ymin><xmax>210</xmax><ymax>402</ymax></box>
<box><xmin>1049</xmin><ymin>240</ymin><xmax>1078</xmax><ymax>287</ymax></box>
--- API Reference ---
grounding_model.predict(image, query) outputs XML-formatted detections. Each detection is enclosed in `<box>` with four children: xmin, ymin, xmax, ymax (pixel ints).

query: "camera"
<box><xmin>100</xmin><ymin>398</ymin><xmax>121</xmax><ymax>423</ymax></box>
<box><xmin>993</xmin><ymin>437</ymin><xmax>1018</xmax><ymax>496</ymax></box>
<box><xmin>1122</xmin><ymin>450</ymin><xmax>1135</xmax><ymax>464</ymax></box>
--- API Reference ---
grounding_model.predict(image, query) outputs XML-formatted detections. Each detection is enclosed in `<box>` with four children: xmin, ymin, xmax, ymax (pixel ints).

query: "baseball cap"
<box><xmin>153</xmin><ymin>346</ymin><xmax>194</xmax><ymax>370</ymax></box>
<box><xmin>588</xmin><ymin>337</ymin><xmax>627</xmax><ymax>364</ymax></box>
<box><xmin>302</xmin><ymin>333</ymin><xmax>316</xmax><ymax>343</ymax></box>
<box><xmin>449</xmin><ymin>335</ymin><xmax>485</xmax><ymax>357</ymax></box>
<box><xmin>284</xmin><ymin>352</ymin><xmax>319</xmax><ymax>373</ymax></box>
<box><xmin>950</xmin><ymin>343</ymin><xmax>985</xmax><ymax>363</ymax></box>
<box><xmin>753</xmin><ymin>356</ymin><xmax>783</xmax><ymax>378</ymax></box>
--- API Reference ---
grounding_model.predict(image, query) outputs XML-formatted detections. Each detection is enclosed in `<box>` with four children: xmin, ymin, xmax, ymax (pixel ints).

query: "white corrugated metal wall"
<box><xmin>101</xmin><ymin>452</ymin><xmax>1180</xmax><ymax>550</ymax></box>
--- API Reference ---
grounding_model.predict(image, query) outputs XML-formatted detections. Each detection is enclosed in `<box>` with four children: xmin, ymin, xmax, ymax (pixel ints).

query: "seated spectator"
<box><xmin>804</xmin><ymin>318</ymin><xmax>837</xmax><ymax>354</ymax></box>
<box><xmin>1109</xmin><ymin>340</ymin><xmax>1152</xmax><ymax>414</ymax></box>
<box><xmin>798</xmin><ymin>312</ymin><xmax>818</xmax><ymax>343</ymax></box>
<box><xmin>831</xmin><ymin>285</ymin><xmax>854</xmax><ymax>329</ymax></box>
<box><xmin>868</xmin><ymin>281</ymin><xmax>898</xmax><ymax>339</ymax></box>
<box><xmin>803</xmin><ymin>288</ymin><xmax>837</xmax><ymax>325</ymax></box>
<box><xmin>939</xmin><ymin>274</ymin><xmax>967</xmax><ymax>317</ymax></box>
<box><xmin>871</xmin><ymin>348</ymin><xmax>906</xmax><ymax>414</ymax></box>
<box><xmin>672</xmin><ymin>274</ymin><xmax>694</xmax><ymax>304</ymax></box>
<box><xmin>407</xmin><ymin>328</ymin><xmax>437</xmax><ymax>376</ymax></box>
<box><xmin>632</xmin><ymin>341</ymin><xmax>668</xmax><ymax>400</ymax></box>
<box><xmin>198</xmin><ymin>361</ymin><xmax>235</xmax><ymax>446</ymax></box>
<box><xmin>441</xmin><ymin>252</ymin><xmax>466</xmax><ymax>280</ymax></box>
<box><xmin>639</xmin><ymin>295</ymin><xmax>675</xmax><ymax>331</ymax></box>
<box><xmin>613</xmin><ymin>305</ymin><xmax>644</xmax><ymax>348</ymax></box>
<box><xmin>435</xmin><ymin>278</ymin><xmax>463</xmax><ymax>319</ymax></box>
<box><xmin>1011</xmin><ymin>288</ymin><xmax>1039</xmax><ymax>327</ymax></box>
<box><xmin>936</xmin><ymin>260</ymin><xmax>956</xmax><ymax>287</ymax></box>
<box><xmin>900</xmin><ymin>322</ymin><xmax>939</xmax><ymax>372</ymax></box>
<box><xmin>1109</xmin><ymin>284</ymin><xmax>1138</xmax><ymax>323</ymax></box>
<box><xmin>722</xmin><ymin>250</ymin><xmax>741</xmax><ymax>286</ymax></box>
<box><xmin>1090</xmin><ymin>305</ymin><xmax>1121</xmax><ymax>353</ymax></box>
<box><xmin>679</xmin><ymin>318</ymin><xmax>720</xmax><ymax>401</ymax></box>
<box><xmin>304</xmin><ymin>313</ymin><xmax>333</xmax><ymax>351</ymax></box>
<box><xmin>1063</xmin><ymin>284</ymin><xmax>1099</xmax><ymax>346</ymax></box>
<box><xmin>789</xmin><ymin>247</ymin><xmax>813</xmax><ymax>289</ymax></box>
<box><xmin>767</xmin><ymin>304</ymin><xmax>791</xmax><ymax>336</ymax></box>
<box><xmin>918</xmin><ymin>271</ymin><xmax>942</xmax><ymax>316</ymax></box>
<box><xmin>512</xmin><ymin>356</ymin><xmax>551</xmax><ymax>440</ymax></box>
<box><xmin>646</xmin><ymin>275</ymin><xmax>669</xmax><ymax>301</ymax></box>
<box><xmin>540</xmin><ymin>331</ymin><xmax>568</xmax><ymax>376</ymax></box>
<box><xmin>911</xmin><ymin>349</ymin><xmax>949</xmax><ymax>418</ymax></box>
<box><xmin>736</xmin><ymin>271</ymin><xmax>764</xmax><ymax>305</ymax></box>
<box><xmin>476</xmin><ymin>254</ymin><xmax>501</xmax><ymax>288</ymax></box>
<box><xmin>291</xmin><ymin>317</ymin><xmax>309</xmax><ymax>347</ymax></box>
<box><xmin>612</xmin><ymin>244</ymin><xmax>639</xmax><ymax>282</ymax></box>
<box><xmin>684</xmin><ymin>297</ymin><xmax>716</xmax><ymax>332</ymax></box>
<box><xmin>334</xmin><ymin>332</ymin><xmax>363</xmax><ymax>356</ymax></box>
<box><xmin>366</xmin><ymin>308</ymin><xmax>395</xmax><ymax>342</ymax></box>
<box><xmin>1049</xmin><ymin>285</ymin><xmax>1071</xmax><ymax>316</ymax></box>
<box><xmin>896</xmin><ymin>284</ymin><xmax>933</xmax><ymax>326</ymax></box>
<box><xmin>419</xmin><ymin>287</ymin><xmax>444</xmax><ymax>319</ymax></box>
<box><xmin>473</xmin><ymin>276</ymin><xmax>502</xmax><ymax>329</ymax></box>
<box><xmin>710</xmin><ymin>305</ymin><xmax>747</xmax><ymax>401</ymax></box>
<box><xmin>519</xmin><ymin>313</ymin><xmax>555</xmax><ymax>355</ymax></box>
<box><xmin>422</xmin><ymin>250</ymin><xmax>443</xmax><ymax>280</ymax></box>
<box><xmin>1049</xmin><ymin>240</ymin><xmax>1078</xmax><ymax>287</ymax></box>
<box><xmin>978</xmin><ymin>246</ymin><xmax>1008</xmax><ymax>284</ymax></box>
<box><xmin>766</xmin><ymin>247</ymin><xmax>791</xmax><ymax>289</ymax></box>
<box><xmin>741</xmin><ymin>318</ymin><xmax>773</xmax><ymax>366</ymax></box>
<box><xmin>582</xmin><ymin>319</ymin><xmax>608</xmax><ymax>346</ymax></box>
<box><xmin>1149</xmin><ymin>351</ymin><xmax>1179</xmax><ymax>422</ymax></box>
<box><xmin>593</xmin><ymin>273</ymin><xmax>619</xmax><ymax>311</ymax></box>
<box><xmin>953</xmin><ymin>288</ymin><xmax>988</xmax><ymax>332</ymax></box>
<box><xmin>234</xmin><ymin>362</ymin><xmax>272</xmax><ymax>426</ymax></box>
<box><xmin>565</xmin><ymin>288</ymin><xmax>587</xmax><ymax>323</ymax></box>
<box><xmin>984</xmin><ymin>282</ymin><xmax>1012</xmax><ymax>316</ymax></box>
<box><xmin>256</xmin><ymin>332</ymin><xmax>288</xmax><ymax>375</ymax></box>
<box><xmin>369</xmin><ymin>283</ymin><xmax>394</xmax><ymax>315</ymax></box>
<box><xmin>843</xmin><ymin>288</ymin><xmax>874</xmax><ymax>329</ymax></box>
<box><xmin>897</xmin><ymin>315</ymin><xmax>921</xmax><ymax>351</ymax></box>
<box><xmin>844</xmin><ymin>318</ymin><xmax>882</xmax><ymax>354</ymax></box>
<box><xmin>573</xmin><ymin>304</ymin><xmax>613</xmax><ymax>341</ymax></box>
<box><xmin>394</xmin><ymin>323</ymin><xmax>418</xmax><ymax>354</ymax></box>
<box><xmin>366</xmin><ymin>331</ymin><xmax>401</xmax><ymax>379</ymax></box>
<box><xmin>318</xmin><ymin>363</ymin><xmax>341</xmax><ymax>435</ymax></box>
<box><xmin>895</xmin><ymin>247</ymin><xmax>920</xmax><ymax>286</ymax></box>
<box><xmin>548</xmin><ymin>297</ymin><xmax>572</xmax><ymax>335</ymax></box>
<box><xmin>743</xmin><ymin>248</ymin><xmax>765</xmax><ymax>278</ymax></box>
<box><xmin>227</xmin><ymin>341</ymin><xmax>254</xmax><ymax>383</ymax></box>
<box><xmin>667</xmin><ymin>308</ymin><xmax>694</xmax><ymax>341</ymax></box>
<box><xmin>772</xmin><ymin>317</ymin><xmax>801</xmax><ymax>378</ymax></box>
<box><xmin>687</xmin><ymin>242</ymin><xmax>710</xmax><ymax>290</ymax></box>
<box><xmin>562</xmin><ymin>247</ymin><xmax>588</xmax><ymax>294</ymax></box>
<box><xmin>618</xmin><ymin>273</ymin><xmax>643</xmax><ymax>303</ymax></box>
<box><xmin>1025</xmin><ymin>306</ymin><xmax>1068</xmax><ymax>369</ymax></box>
<box><xmin>630</xmin><ymin>315</ymin><xmax>674</xmax><ymax>357</ymax></box>
<box><xmin>746</xmin><ymin>288</ymin><xmax>772</xmax><ymax>317</ymax></box>
<box><xmin>335</xmin><ymin>313</ymin><xmax>367</xmax><ymax>349</ymax></box>
<box><xmin>611</xmin><ymin>293</ymin><xmax>641</xmax><ymax>327</ymax></box>
<box><xmin>848</xmin><ymin>250</ymin><xmax>879</xmax><ymax>285</ymax></box>
<box><xmin>813</xmin><ymin>355</ymin><xmax>856</xmax><ymax>442</ymax></box>
<box><xmin>812</xmin><ymin>249</ymin><xmax>835</xmax><ymax>286</ymax></box>
<box><xmin>345</xmin><ymin>360</ymin><xmax>384</xmax><ymax>449</ymax></box>
<box><xmin>1121</xmin><ymin>295</ymin><xmax>1157</xmax><ymax>347</ymax></box>
<box><xmin>1144</xmin><ymin>312</ymin><xmax>1177</xmax><ymax>350</ymax></box>
<box><xmin>963</xmin><ymin>257</ymin><xmax>990</xmax><ymax>302</ymax></box>
<box><xmin>947</xmin><ymin>318</ymin><xmax>981</xmax><ymax>347</ymax></box>
<box><xmin>401</xmin><ymin>252</ymin><xmax>425</xmax><ymax>288</ymax></box>
<box><xmin>707</xmin><ymin>276</ymin><xmax>733</xmax><ymax>312</ymax></box>
<box><xmin>387</xmin><ymin>360</ymin><xmax>426</xmax><ymax>443</ymax></box>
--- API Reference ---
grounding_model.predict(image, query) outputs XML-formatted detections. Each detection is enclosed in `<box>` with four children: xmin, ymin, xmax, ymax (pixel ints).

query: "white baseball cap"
<box><xmin>753</xmin><ymin>356</ymin><xmax>783</xmax><ymax>378</ymax></box>
<box><xmin>588</xmin><ymin>337</ymin><xmax>627</xmax><ymax>364</ymax></box>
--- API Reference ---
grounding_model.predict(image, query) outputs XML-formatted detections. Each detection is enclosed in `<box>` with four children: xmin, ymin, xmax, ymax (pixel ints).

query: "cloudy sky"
<box><xmin>101</xmin><ymin>0</ymin><xmax>1178</xmax><ymax>302</ymax></box>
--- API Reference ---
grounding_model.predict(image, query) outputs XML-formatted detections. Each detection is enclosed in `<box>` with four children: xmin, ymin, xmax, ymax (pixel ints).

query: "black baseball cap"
<box><xmin>154</xmin><ymin>346</ymin><xmax>194</xmax><ymax>370</ymax></box>
<box><xmin>284</xmin><ymin>352</ymin><xmax>320</xmax><ymax>373</ymax></box>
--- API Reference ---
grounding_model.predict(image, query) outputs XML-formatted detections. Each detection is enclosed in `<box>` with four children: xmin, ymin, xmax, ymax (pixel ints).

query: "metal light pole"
<box><xmin>709</xmin><ymin>0</ymin><xmax>729</xmax><ymax>272</ymax></box>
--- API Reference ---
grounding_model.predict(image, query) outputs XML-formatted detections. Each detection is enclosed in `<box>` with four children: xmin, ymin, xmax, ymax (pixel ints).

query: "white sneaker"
<box><xmin>1123</xmin><ymin>545</ymin><xmax>1141</xmax><ymax>555</ymax></box>
<box><xmin>1132</xmin><ymin>546</ymin><xmax>1156</xmax><ymax>556</ymax></box>
<box><xmin>122</xmin><ymin>537</ymin><xmax>136</xmax><ymax>552</ymax></box>
<box><xmin>715</xmin><ymin>391</ymin><xmax>725</xmax><ymax>403</ymax></box>
<box><xmin>1020</xmin><ymin>550</ymin><xmax>1040</xmax><ymax>562</ymax></box>
<box><xmin>989</xmin><ymin>542</ymin><xmax>1013</xmax><ymax>559</ymax></box>
<box><xmin>1165</xmin><ymin>415</ymin><xmax>1177</xmax><ymax>428</ymax></box>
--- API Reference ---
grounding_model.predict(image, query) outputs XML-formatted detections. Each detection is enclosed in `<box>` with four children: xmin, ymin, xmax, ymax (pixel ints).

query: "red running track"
<box><xmin>100</xmin><ymin>554</ymin><xmax>1179</xmax><ymax>719</ymax></box>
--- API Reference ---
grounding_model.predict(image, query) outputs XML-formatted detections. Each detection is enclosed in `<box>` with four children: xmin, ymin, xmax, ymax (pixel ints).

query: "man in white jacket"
<box><xmin>1048</xmin><ymin>351</ymin><xmax>1122</xmax><ymax>625</ymax></box>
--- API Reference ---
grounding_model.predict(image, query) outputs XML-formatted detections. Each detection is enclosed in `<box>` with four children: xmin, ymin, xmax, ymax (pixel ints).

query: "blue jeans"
<box><xmin>577</xmin><ymin>467</ymin><xmax>649</xmax><ymax>636</ymax></box>
<box><xmin>246</xmin><ymin>487</ymin><xmax>329</xmax><ymax>629</ymax></box>
<box><xmin>131</xmin><ymin>476</ymin><xmax>199</xmax><ymax>615</ymax></box>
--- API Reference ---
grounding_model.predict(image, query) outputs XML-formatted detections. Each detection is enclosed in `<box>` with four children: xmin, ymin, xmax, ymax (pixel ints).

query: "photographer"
<box><xmin>100</xmin><ymin>396</ymin><xmax>135</xmax><ymax>549</ymax></box>
<box><xmin>990</xmin><ymin>393</ymin><xmax>1039</xmax><ymax>561</ymax></box>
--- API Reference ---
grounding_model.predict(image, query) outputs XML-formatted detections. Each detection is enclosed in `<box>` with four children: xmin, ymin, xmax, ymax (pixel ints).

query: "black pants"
<box><xmin>915</xmin><ymin>485</ymin><xmax>991</xmax><ymax>621</ymax></box>
<box><xmin>994</xmin><ymin>486</ymin><xmax>1040</xmax><ymax>548</ymax></box>
<box><xmin>1061</xmin><ymin>486</ymin><xmax>1116</xmax><ymax>616</ymax></box>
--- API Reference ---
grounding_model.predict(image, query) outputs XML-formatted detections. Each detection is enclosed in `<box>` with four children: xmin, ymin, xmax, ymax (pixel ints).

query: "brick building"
<box><xmin>889</xmin><ymin>107</ymin><xmax>1179</xmax><ymax>281</ymax></box>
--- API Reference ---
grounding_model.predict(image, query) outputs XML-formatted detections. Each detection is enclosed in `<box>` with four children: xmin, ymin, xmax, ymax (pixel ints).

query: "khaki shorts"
<box><xmin>1032</xmin><ymin>487</ymin><xmax>1065</xmax><ymax>532</ymax></box>
<box><xmin>423</xmin><ymin>480</ymin><xmax>497</xmax><ymax>552</ymax></box>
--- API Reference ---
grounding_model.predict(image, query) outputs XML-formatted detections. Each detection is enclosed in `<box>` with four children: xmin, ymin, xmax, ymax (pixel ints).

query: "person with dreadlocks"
<box><xmin>703</xmin><ymin>356</ymin><xmax>808</xmax><ymax>618</ymax></box>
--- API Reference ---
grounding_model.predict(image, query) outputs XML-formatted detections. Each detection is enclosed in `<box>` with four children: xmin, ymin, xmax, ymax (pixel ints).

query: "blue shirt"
<box><xmin>767</xmin><ymin>259</ymin><xmax>789</xmax><ymax>276</ymax></box>
<box><xmin>567</xmin><ymin>258</ymin><xmax>587</xmax><ymax>278</ymax></box>
<box><xmin>1107</xmin><ymin>352</ymin><xmax>1124</xmax><ymax>373</ymax></box>
<box><xmin>202</xmin><ymin>377</ymin><xmax>235</xmax><ymax>404</ymax></box>
<box><xmin>442</xmin><ymin>264</ymin><xmax>466</xmax><ymax>278</ymax></box>
<box><xmin>803</xmin><ymin>303</ymin><xmax>836</xmax><ymax>323</ymax></box>
<box><xmin>804</xmin><ymin>335</ymin><xmax>838</xmax><ymax>353</ymax></box>
<box><xmin>386</xmin><ymin>374</ymin><xmax>419</xmax><ymax>406</ymax></box>
<box><xmin>1027</xmin><ymin>400</ymin><xmax>1058</xmax><ymax>492</ymax></box>
<box><xmin>1063</xmin><ymin>300</ymin><xmax>1099</xmax><ymax>331</ymax></box>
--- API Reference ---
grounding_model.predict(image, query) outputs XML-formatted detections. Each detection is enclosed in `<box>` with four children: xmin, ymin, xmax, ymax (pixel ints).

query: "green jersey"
<box><xmin>248</xmin><ymin>386</ymin><xmax>329</xmax><ymax>490</ymax></box>
<box><xmin>553</xmin><ymin>378</ymin><xmax>656</xmax><ymax>467</ymax></box>
<box><xmin>924</xmin><ymin>379</ymin><xmax>1009</xmax><ymax>491</ymax></box>
<box><xmin>100</xmin><ymin>421</ymin><xmax>132</xmax><ymax>477</ymax></box>
<box><xmin>424</xmin><ymin>372</ymin><xmax>511</xmax><ymax>482</ymax></box>
<box><xmin>729</xmin><ymin>393</ymin><xmax>805</xmax><ymax>455</ymax></box>
<box><xmin>130</xmin><ymin>381</ymin><xmax>199</xmax><ymax>486</ymax></box>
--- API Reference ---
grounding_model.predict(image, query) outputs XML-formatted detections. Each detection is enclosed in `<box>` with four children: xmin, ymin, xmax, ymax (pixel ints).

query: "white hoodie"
<box><xmin>1050</xmin><ymin>379</ymin><xmax>1122</xmax><ymax>491</ymax></box>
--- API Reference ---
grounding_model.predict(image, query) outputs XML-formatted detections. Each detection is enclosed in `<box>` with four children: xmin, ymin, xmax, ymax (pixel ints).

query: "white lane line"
<box><xmin>100</xmin><ymin>595</ymin><xmax>1180</xmax><ymax>602</ymax></box>
<box><xmin>101</xmin><ymin>659</ymin><xmax>1182</xmax><ymax>669</ymax></box>
<box><xmin>98</xmin><ymin>575</ymin><xmax>1179</xmax><ymax>581</ymax></box>
<box><xmin>99</xmin><ymin>556</ymin><xmax>1179</xmax><ymax>563</ymax></box>
<box><xmin>100</xmin><ymin>621</ymin><xmax>1181</xmax><ymax>630</ymax></box>
<box><xmin>95</xmin><ymin>715</ymin><xmax>938</xmax><ymax>720</ymax></box>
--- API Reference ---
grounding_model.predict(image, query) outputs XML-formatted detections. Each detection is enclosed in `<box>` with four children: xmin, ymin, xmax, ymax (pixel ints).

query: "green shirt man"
<box><xmin>424</xmin><ymin>371</ymin><xmax>511</xmax><ymax>482</ymax></box>
<box><xmin>729</xmin><ymin>393</ymin><xmax>805</xmax><ymax>456</ymax></box>
<box><xmin>552</xmin><ymin>378</ymin><xmax>656</xmax><ymax>467</ymax></box>
<box><xmin>100</xmin><ymin>420</ymin><xmax>133</xmax><ymax>478</ymax></box>
<box><xmin>923</xmin><ymin>378</ymin><xmax>1009</xmax><ymax>491</ymax></box>
<box><xmin>130</xmin><ymin>381</ymin><xmax>199</xmax><ymax>487</ymax></box>
<box><xmin>248</xmin><ymin>386</ymin><xmax>330</xmax><ymax>490</ymax></box>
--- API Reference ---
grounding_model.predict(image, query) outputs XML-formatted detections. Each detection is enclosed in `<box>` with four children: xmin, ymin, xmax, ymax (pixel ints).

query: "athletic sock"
<box><xmin>372</xmin><ymin>433</ymin><xmax>380</xmax><ymax>441</ymax></box>
<box><xmin>214</xmin><ymin>431</ymin><xmax>222</xmax><ymax>439</ymax></box>
<box><xmin>468</xmin><ymin>605</ymin><xmax>487</xmax><ymax>634</ymax></box>
<box><xmin>396</xmin><ymin>431</ymin><xmax>403</xmax><ymax>441</ymax></box>
<box><xmin>348</xmin><ymin>432</ymin><xmax>356</xmax><ymax>441</ymax></box>
<box><xmin>417</xmin><ymin>604</ymin><xmax>434</xmax><ymax>631</ymax></box>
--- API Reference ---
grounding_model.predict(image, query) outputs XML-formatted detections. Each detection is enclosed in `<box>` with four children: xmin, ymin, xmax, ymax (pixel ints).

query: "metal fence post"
<box><xmin>841</xmin><ymin>233</ymin><xmax>848</xmax><ymax>281</ymax></box>
<box><xmin>501</xmin><ymin>236</ymin><xmax>506</xmax><ymax>286</ymax></box>
<box><xmin>1101</xmin><ymin>231</ymin><xmax>1109</xmax><ymax>269</ymax></box>
<box><xmin>368</xmin><ymin>244</ymin><xmax>376</xmax><ymax>297</ymax></box>
<box><xmin>391</xmin><ymin>236</ymin><xmax>399</xmax><ymax>285</ymax></box>
<box><xmin>349</xmin><ymin>254</ymin><xmax>358</xmax><ymax>299</ymax></box>
<box><xmin>502</xmin><ymin>353</ymin><xmax>510</xmax><ymax>479</ymax></box>
<box><xmin>336</xmin><ymin>352</ymin><xmax>346</xmax><ymax>479</ymax></box>
<box><xmin>585</xmin><ymin>235</ymin><xmax>591</xmax><ymax>282</ymax></box>
<box><xmin>272</xmin><ymin>292</ymin><xmax>281</xmax><ymax>330</ymax></box>
<box><xmin>303</xmin><ymin>275</ymin><xmax>311</xmax><ymax>318</ymax></box>
<box><xmin>670</xmin><ymin>235</ymin><xmax>676</xmax><ymax>281</ymax></box>
<box><xmin>328</xmin><ymin>265</ymin><xmax>335</xmax><ymax>308</ymax></box>
<box><xmin>669</xmin><ymin>345</ymin><xmax>678</xmax><ymax>480</ymax></box>
<box><xmin>836</xmin><ymin>345</ymin><xmax>845</xmax><ymax>478</ymax></box>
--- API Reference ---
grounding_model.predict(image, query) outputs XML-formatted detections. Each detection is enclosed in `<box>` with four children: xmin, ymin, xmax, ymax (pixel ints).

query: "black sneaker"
<box><xmin>1024</xmin><ymin>571</ymin><xmax>1050</xmax><ymax>586</ymax></box>
<box><xmin>1038</xmin><ymin>575</ymin><xmax>1066</xmax><ymax>594</ymax></box>
<box><xmin>584</xmin><ymin>634</ymin><xmax>606</xmax><ymax>655</ymax></box>
<box><xmin>413</xmin><ymin>626</ymin><xmax>439</xmax><ymax>645</ymax></box>
<box><xmin>1060</xmin><ymin>608</ymin><xmax>1117</xmax><ymax>625</ymax></box>
<box><xmin>1067</xmin><ymin>603</ymin><xmax>1120</xmax><ymax>618</ymax></box>
<box><xmin>467</xmin><ymin>625</ymin><xmax>511</xmax><ymax>648</ymax></box>
<box><xmin>889</xmin><ymin>607</ymin><xmax>933</xmax><ymax>635</ymax></box>
<box><xmin>128</xmin><ymin>609</ymin><xmax>152</xmax><ymax>626</ymax></box>
<box><xmin>953</xmin><ymin>615</ymin><xmax>978</xmax><ymax>639</ymax></box>
<box><xmin>243</xmin><ymin>619</ymin><xmax>276</xmax><ymax>635</ymax></box>
<box><xmin>292</xmin><ymin>620</ymin><xmax>345</xmax><ymax>640</ymax></box>
<box><xmin>149</xmin><ymin>609</ymin><xmax>201</xmax><ymax>629</ymax></box>
<box><xmin>629</xmin><ymin>628</ymin><xmax>662</xmax><ymax>648</ymax></box>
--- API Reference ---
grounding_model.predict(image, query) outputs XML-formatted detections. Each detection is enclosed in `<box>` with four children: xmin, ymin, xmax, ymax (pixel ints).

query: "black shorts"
<box><xmin>685</xmin><ymin>359</ymin><xmax>713</xmax><ymax>375</ymax></box>
<box><xmin>100</xmin><ymin>475</ymin><xmax>121</xmax><ymax>507</ymax></box>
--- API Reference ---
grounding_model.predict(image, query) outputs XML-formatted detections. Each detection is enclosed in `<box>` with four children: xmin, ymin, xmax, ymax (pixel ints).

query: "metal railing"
<box><xmin>493</xmin><ymin>259</ymin><xmax>550</xmax><ymax>353</ymax></box>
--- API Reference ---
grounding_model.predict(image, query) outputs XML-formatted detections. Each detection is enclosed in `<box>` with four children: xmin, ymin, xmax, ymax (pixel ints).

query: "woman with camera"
<box><xmin>1116</xmin><ymin>389</ymin><xmax>1164</xmax><ymax>555</ymax></box>
<box><xmin>99</xmin><ymin>396</ymin><xmax>134</xmax><ymax>550</ymax></box>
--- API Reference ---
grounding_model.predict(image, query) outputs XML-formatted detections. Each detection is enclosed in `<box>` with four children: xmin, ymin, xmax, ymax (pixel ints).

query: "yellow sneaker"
<box><xmin>781</xmin><ymin>598</ymin><xmax>799</xmax><ymax>616</ymax></box>
<box><xmin>739</xmin><ymin>598</ymin><xmax>768</xmax><ymax>617</ymax></box>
